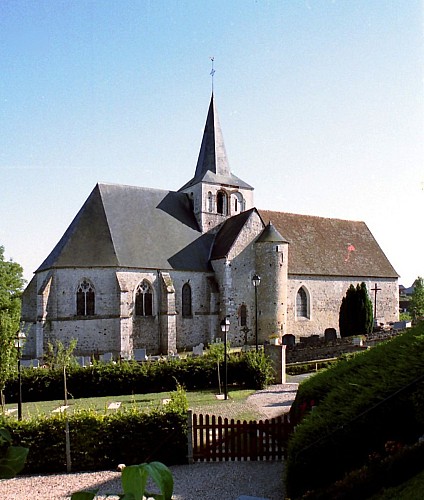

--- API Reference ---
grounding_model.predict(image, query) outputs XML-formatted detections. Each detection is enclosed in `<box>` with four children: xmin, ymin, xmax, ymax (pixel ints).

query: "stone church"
<box><xmin>21</xmin><ymin>94</ymin><xmax>399</xmax><ymax>359</ymax></box>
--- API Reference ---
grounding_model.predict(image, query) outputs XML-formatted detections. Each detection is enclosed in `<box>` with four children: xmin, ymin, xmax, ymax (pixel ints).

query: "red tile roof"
<box><xmin>259</xmin><ymin>210</ymin><xmax>398</xmax><ymax>278</ymax></box>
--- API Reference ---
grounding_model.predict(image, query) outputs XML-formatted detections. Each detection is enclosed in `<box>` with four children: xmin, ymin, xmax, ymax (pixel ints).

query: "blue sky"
<box><xmin>1</xmin><ymin>0</ymin><xmax>423</xmax><ymax>287</ymax></box>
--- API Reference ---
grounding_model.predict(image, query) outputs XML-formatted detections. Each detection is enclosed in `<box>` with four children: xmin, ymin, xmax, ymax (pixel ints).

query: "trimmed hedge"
<box><xmin>286</xmin><ymin>322</ymin><xmax>424</xmax><ymax>499</ymax></box>
<box><xmin>1</xmin><ymin>408</ymin><xmax>187</xmax><ymax>474</ymax></box>
<box><xmin>4</xmin><ymin>351</ymin><xmax>273</xmax><ymax>403</ymax></box>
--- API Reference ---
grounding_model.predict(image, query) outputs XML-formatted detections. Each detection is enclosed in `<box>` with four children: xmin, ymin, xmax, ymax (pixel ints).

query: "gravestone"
<box><xmin>134</xmin><ymin>348</ymin><xmax>148</xmax><ymax>362</ymax></box>
<box><xmin>324</xmin><ymin>328</ymin><xmax>337</xmax><ymax>342</ymax></box>
<box><xmin>100</xmin><ymin>352</ymin><xmax>113</xmax><ymax>363</ymax></box>
<box><xmin>192</xmin><ymin>343</ymin><xmax>204</xmax><ymax>356</ymax></box>
<box><xmin>282</xmin><ymin>334</ymin><xmax>296</xmax><ymax>347</ymax></box>
<box><xmin>21</xmin><ymin>359</ymin><xmax>39</xmax><ymax>368</ymax></box>
<box><xmin>76</xmin><ymin>356</ymin><xmax>86</xmax><ymax>367</ymax></box>
<box><xmin>52</xmin><ymin>405</ymin><xmax>69</xmax><ymax>413</ymax></box>
<box><xmin>108</xmin><ymin>402</ymin><xmax>122</xmax><ymax>410</ymax></box>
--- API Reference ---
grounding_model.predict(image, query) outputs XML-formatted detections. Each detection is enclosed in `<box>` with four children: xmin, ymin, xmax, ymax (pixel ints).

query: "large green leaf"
<box><xmin>121</xmin><ymin>464</ymin><xmax>149</xmax><ymax>500</ymax></box>
<box><xmin>0</xmin><ymin>445</ymin><xmax>29</xmax><ymax>479</ymax></box>
<box><xmin>0</xmin><ymin>428</ymin><xmax>12</xmax><ymax>445</ymax></box>
<box><xmin>143</xmin><ymin>462</ymin><xmax>174</xmax><ymax>500</ymax></box>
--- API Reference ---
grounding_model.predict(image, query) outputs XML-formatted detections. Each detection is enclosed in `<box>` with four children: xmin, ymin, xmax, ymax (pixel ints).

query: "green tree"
<box><xmin>44</xmin><ymin>338</ymin><xmax>78</xmax><ymax>370</ymax></box>
<box><xmin>339</xmin><ymin>282</ymin><xmax>374</xmax><ymax>337</ymax></box>
<box><xmin>0</xmin><ymin>246</ymin><xmax>25</xmax><ymax>410</ymax></box>
<box><xmin>410</xmin><ymin>276</ymin><xmax>424</xmax><ymax>320</ymax></box>
<box><xmin>206</xmin><ymin>339</ymin><xmax>230</xmax><ymax>394</ymax></box>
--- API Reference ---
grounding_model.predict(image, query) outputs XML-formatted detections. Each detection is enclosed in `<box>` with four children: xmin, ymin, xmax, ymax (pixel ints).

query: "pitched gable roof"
<box><xmin>38</xmin><ymin>183</ymin><xmax>212</xmax><ymax>273</ymax></box>
<box><xmin>211</xmin><ymin>208</ymin><xmax>259</xmax><ymax>260</ymax></box>
<box><xmin>259</xmin><ymin>210</ymin><xmax>398</xmax><ymax>278</ymax></box>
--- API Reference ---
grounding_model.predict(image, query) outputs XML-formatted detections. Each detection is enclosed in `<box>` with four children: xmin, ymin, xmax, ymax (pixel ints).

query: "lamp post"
<box><xmin>220</xmin><ymin>317</ymin><xmax>230</xmax><ymax>400</ymax></box>
<box><xmin>252</xmin><ymin>274</ymin><xmax>261</xmax><ymax>352</ymax></box>
<box><xmin>14</xmin><ymin>330</ymin><xmax>26</xmax><ymax>421</ymax></box>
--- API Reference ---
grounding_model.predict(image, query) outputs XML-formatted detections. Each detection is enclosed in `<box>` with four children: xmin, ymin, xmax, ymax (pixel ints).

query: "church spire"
<box><xmin>194</xmin><ymin>93</ymin><xmax>230</xmax><ymax>180</ymax></box>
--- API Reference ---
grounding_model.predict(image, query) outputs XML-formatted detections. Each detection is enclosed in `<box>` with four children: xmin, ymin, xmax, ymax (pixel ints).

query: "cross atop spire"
<box><xmin>210</xmin><ymin>56</ymin><xmax>215</xmax><ymax>94</ymax></box>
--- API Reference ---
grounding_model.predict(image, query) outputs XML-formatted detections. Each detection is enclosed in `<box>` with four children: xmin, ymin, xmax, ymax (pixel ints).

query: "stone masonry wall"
<box><xmin>212</xmin><ymin>211</ymin><xmax>264</xmax><ymax>346</ymax></box>
<box><xmin>286</xmin><ymin>276</ymin><xmax>399</xmax><ymax>338</ymax></box>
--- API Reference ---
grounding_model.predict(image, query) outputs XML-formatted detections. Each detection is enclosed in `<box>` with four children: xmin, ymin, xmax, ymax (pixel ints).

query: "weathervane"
<box><xmin>210</xmin><ymin>56</ymin><xmax>215</xmax><ymax>93</ymax></box>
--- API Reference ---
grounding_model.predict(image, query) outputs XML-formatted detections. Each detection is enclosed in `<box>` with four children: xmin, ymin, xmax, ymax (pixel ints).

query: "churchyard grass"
<box><xmin>2</xmin><ymin>388</ymin><xmax>258</xmax><ymax>421</ymax></box>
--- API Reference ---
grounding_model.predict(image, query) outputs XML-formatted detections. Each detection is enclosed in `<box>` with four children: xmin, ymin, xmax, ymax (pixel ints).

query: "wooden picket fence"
<box><xmin>188</xmin><ymin>411</ymin><xmax>294</xmax><ymax>462</ymax></box>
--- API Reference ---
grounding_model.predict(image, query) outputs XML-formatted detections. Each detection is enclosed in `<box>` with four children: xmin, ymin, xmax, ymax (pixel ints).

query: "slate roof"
<box><xmin>179</xmin><ymin>94</ymin><xmax>253</xmax><ymax>191</ymax></box>
<box><xmin>210</xmin><ymin>208</ymin><xmax>258</xmax><ymax>260</ymax></box>
<box><xmin>37</xmin><ymin>183</ymin><xmax>214</xmax><ymax>273</ymax></box>
<box><xmin>256</xmin><ymin>222</ymin><xmax>288</xmax><ymax>243</ymax></box>
<box><xmin>259</xmin><ymin>210</ymin><xmax>398</xmax><ymax>278</ymax></box>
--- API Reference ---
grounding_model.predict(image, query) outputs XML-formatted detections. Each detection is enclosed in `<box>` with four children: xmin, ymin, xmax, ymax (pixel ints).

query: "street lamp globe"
<box><xmin>252</xmin><ymin>274</ymin><xmax>261</xmax><ymax>288</ymax></box>
<box><xmin>14</xmin><ymin>330</ymin><xmax>26</xmax><ymax>349</ymax></box>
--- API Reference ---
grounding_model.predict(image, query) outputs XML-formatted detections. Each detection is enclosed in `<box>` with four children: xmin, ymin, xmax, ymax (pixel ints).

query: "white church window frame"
<box><xmin>135</xmin><ymin>280</ymin><xmax>154</xmax><ymax>317</ymax></box>
<box><xmin>296</xmin><ymin>286</ymin><xmax>310</xmax><ymax>320</ymax></box>
<box><xmin>76</xmin><ymin>279</ymin><xmax>95</xmax><ymax>316</ymax></box>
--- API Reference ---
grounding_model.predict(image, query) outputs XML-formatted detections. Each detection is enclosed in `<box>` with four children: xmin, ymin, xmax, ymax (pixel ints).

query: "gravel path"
<box><xmin>0</xmin><ymin>462</ymin><xmax>285</xmax><ymax>500</ymax></box>
<box><xmin>0</xmin><ymin>383</ymin><xmax>299</xmax><ymax>499</ymax></box>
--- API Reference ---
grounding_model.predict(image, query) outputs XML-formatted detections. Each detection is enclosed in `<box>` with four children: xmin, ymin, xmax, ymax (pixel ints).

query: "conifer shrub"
<box><xmin>286</xmin><ymin>323</ymin><xmax>424</xmax><ymax>498</ymax></box>
<box><xmin>339</xmin><ymin>282</ymin><xmax>374</xmax><ymax>337</ymax></box>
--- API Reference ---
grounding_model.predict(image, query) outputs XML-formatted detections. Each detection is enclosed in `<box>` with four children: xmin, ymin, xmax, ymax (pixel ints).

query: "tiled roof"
<box><xmin>259</xmin><ymin>210</ymin><xmax>398</xmax><ymax>278</ymax></box>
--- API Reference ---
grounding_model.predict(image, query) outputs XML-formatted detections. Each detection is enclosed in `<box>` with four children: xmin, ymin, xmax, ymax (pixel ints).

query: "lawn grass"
<box><xmin>1</xmin><ymin>388</ymin><xmax>257</xmax><ymax>421</ymax></box>
<box><xmin>371</xmin><ymin>468</ymin><xmax>424</xmax><ymax>499</ymax></box>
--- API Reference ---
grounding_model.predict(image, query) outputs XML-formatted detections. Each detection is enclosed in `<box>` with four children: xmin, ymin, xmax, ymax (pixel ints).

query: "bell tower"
<box><xmin>179</xmin><ymin>94</ymin><xmax>254</xmax><ymax>233</ymax></box>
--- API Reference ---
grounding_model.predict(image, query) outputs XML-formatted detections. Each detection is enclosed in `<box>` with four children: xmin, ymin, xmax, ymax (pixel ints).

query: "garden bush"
<box><xmin>3</xmin><ymin>351</ymin><xmax>272</xmax><ymax>403</ymax></box>
<box><xmin>286</xmin><ymin>322</ymin><xmax>424</xmax><ymax>498</ymax></box>
<box><xmin>1</xmin><ymin>394</ymin><xmax>188</xmax><ymax>474</ymax></box>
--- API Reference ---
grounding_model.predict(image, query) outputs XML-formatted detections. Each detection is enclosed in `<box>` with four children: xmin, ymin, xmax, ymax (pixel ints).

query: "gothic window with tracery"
<box><xmin>296</xmin><ymin>287</ymin><xmax>309</xmax><ymax>319</ymax></box>
<box><xmin>76</xmin><ymin>280</ymin><xmax>95</xmax><ymax>316</ymax></box>
<box><xmin>135</xmin><ymin>281</ymin><xmax>153</xmax><ymax>316</ymax></box>
<box><xmin>182</xmin><ymin>283</ymin><xmax>192</xmax><ymax>317</ymax></box>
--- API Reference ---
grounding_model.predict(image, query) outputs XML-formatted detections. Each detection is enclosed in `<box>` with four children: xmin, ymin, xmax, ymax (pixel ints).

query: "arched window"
<box><xmin>296</xmin><ymin>287</ymin><xmax>309</xmax><ymax>319</ymax></box>
<box><xmin>182</xmin><ymin>283</ymin><xmax>192</xmax><ymax>317</ymax></box>
<box><xmin>207</xmin><ymin>191</ymin><xmax>213</xmax><ymax>212</ymax></box>
<box><xmin>217</xmin><ymin>191</ymin><xmax>227</xmax><ymax>215</ymax></box>
<box><xmin>135</xmin><ymin>281</ymin><xmax>153</xmax><ymax>316</ymax></box>
<box><xmin>239</xmin><ymin>304</ymin><xmax>247</xmax><ymax>327</ymax></box>
<box><xmin>232</xmin><ymin>192</ymin><xmax>244</xmax><ymax>215</ymax></box>
<box><xmin>76</xmin><ymin>279</ymin><xmax>95</xmax><ymax>316</ymax></box>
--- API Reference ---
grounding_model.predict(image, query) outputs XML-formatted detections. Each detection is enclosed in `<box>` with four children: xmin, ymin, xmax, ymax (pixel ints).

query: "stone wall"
<box><xmin>286</xmin><ymin>276</ymin><xmax>398</xmax><ymax>338</ymax></box>
<box><xmin>212</xmin><ymin>211</ymin><xmax>264</xmax><ymax>346</ymax></box>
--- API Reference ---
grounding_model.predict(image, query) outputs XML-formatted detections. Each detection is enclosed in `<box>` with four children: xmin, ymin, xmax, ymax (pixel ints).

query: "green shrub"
<box><xmin>286</xmin><ymin>323</ymin><xmax>424</xmax><ymax>498</ymax></box>
<box><xmin>1</xmin><ymin>406</ymin><xmax>187</xmax><ymax>475</ymax></box>
<box><xmin>4</xmin><ymin>352</ymin><xmax>271</xmax><ymax>403</ymax></box>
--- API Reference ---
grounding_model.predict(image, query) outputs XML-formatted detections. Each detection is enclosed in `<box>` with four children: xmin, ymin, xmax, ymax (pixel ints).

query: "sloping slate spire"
<box><xmin>179</xmin><ymin>94</ymin><xmax>252</xmax><ymax>191</ymax></box>
<box><xmin>194</xmin><ymin>93</ymin><xmax>230</xmax><ymax>179</ymax></box>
